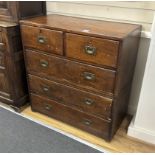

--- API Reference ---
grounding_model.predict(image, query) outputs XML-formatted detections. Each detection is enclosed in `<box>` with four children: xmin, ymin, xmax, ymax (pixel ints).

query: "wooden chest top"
<box><xmin>20</xmin><ymin>14</ymin><xmax>141</xmax><ymax>40</ymax></box>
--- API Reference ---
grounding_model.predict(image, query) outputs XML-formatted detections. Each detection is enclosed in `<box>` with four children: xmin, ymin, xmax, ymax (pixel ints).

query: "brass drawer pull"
<box><xmin>42</xmin><ymin>85</ymin><xmax>49</xmax><ymax>92</ymax></box>
<box><xmin>84</xmin><ymin>45</ymin><xmax>96</xmax><ymax>55</ymax></box>
<box><xmin>83</xmin><ymin>119</ymin><xmax>92</xmax><ymax>126</ymax></box>
<box><xmin>43</xmin><ymin>87</ymin><xmax>49</xmax><ymax>92</ymax></box>
<box><xmin>82</xmin><ymin>72</ymin><xmax>95</xmax><ymax>81</ymax></box>
<box><xmin>37</xmin><ymin>35</ymin><xmax>46</xmax><ymax>44</ymax></box>
<box><xmin>104</xmin><ymin>107</ymin><xmax>108</xmax><ymax>111</ymax></box>
<box><xmin>107</xmin><ymin>118</ymin><xmax>111</xmax><ymax>121</ymax></box>
<box><xmin>0</xmin><ymin>43</ymin><xmax>5</xmax><ymax>51</ymax></box>
<box><xmin>40</xmin><ymin>60</ymin><xmax>49</xmax><ymax>68</ymax></box>
<box><xmin>45</xmin><ymin>104</ymin><xmax>52</xmax><ymax>111</ymax></box>
<box><xmin>84</xmin><ymin>98</ymin><xmax>94</xmax><ymax>105</ymax></box>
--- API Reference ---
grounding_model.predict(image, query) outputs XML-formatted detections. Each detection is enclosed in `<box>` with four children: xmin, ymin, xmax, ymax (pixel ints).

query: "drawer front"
<box><xmin>0</xmin><ymin>68</ymin><xmax>10</xmax><ymax>98</ymax></box>
<box><xmin>0</xmin><ymin>30</ymin><xmax>5</xmax><ymax>67</ymax></box>
<box><xmin>29</xmin><ymin>75</ymin><xmax>112</xmax><ymax>120</ymax></box>
<box><xmin>0</xmin><ymin>31</ymin><xmax>3</xmax><ymax>43</ymax></box>
<box><xmin>65</xmin><ymin>33</ymin><xmax>119</xmax><ymax>68</ymax></box>
<box><xmin>26</xmin><ymin>50</ymin><xmax>115</xmax><ymax>94</ymax></box>
<box><xmin>0</xmin><ymin>43</ymin><xmax>5</xmax><ymax>67</ymax></box>
<box><xmin>31</xmin><ymin>94</ymin><xmax>111</xmax><ymax>139</ymax></box>
<box><xmin>21</xmin><ymin>25</ymin><xmax>63</xmax><ymax>55</ymax></box>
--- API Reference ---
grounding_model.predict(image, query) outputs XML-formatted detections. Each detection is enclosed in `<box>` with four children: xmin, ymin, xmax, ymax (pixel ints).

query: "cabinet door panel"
<box><xmin>0</xmin><ymin>68</ymin><xmax>10</xmax><ymax>98</ymax></box>
<box><xmin>0</xmin><ymin>2</ymin><xmax>7</xmax><ymax>8</ymax></box>
<box><xmin>0</xmin><ymin>42</ymin><xmax>5</xmax><ymax>67</ymax></box>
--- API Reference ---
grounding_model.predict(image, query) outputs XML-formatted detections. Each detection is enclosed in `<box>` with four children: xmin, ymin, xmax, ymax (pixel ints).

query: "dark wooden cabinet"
<box><xmin>20</xmin><ymin>14</ymin><xmax>141</xmax><ymax>140</ymax></box>
<box><xmin>0</xmin><ymin>2</ymin><xmax>46</xmax><ymax>111</ymax></box>
<box><xmin>0</xmin><ymin>24</ymin><xmax>27</xmax><ymax>107</ymax></box>
<box><xmin>0</xmin><ymin>2</ymin><xmax>46</xmax><ymax>23</ymax></box>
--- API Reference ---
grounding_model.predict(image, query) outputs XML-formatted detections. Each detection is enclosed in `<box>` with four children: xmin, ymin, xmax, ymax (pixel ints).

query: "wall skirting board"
<box><xmin>128</xmin><ymin>119</ymin><xmax>155</xmax><ymax>145</ymax></box>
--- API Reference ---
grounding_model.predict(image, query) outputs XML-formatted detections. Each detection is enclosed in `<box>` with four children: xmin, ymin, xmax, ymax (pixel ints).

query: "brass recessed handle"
<box><xmin>84</xmin><ymin>45</ymin><xmax>96</xmax><ymax>55</ymax></box>
<box><xmin>45</xmin><ymin>104</ymin><xmax>52</xmax><ymax>111</ymax></box>
<box><xmin>83</xmin><ymin>119</ymin><xmax>92</xmax><ymax>126</ymax></box>
<box><xmin>84</xmin><ymin>98</ymin><xmax>94</xmax><ymax>105</ymax></box>
<box><xmin>40</xmin><ymin>60</ymin><xmax>49</xmax><ymax>68</ymax></box>
<box><xmin>82</xmin><ymin>72</ymin><xmax>95</xmax><ymax>81</ymax></box>
<box><xmin>43</xmin><ymin>86</ymin><xmax>49</xmax><ymax>92</ymax></box>
<box><xmin>104</xmin><ymin>107</ymin><xmax>108</xmax><ymax>111</ymax></box>
<box><xmin>0</xmin><ymin>43</ymin><xmax>5</xmax><ymax>51</ymax></box>
<box><xmin>37</xmin><ymin>35</ymin><xmax>46</xmax><ymax>44</ymax></box>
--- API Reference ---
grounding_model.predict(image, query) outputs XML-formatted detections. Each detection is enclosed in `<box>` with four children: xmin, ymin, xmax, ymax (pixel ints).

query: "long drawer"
<box><xmin>31</xmin><ymin>93</ymin><xmax>111</xmax><ymax>140</ymax></box>
<box><xmin>25</xmin><ymin>50</ymin><xmax>116</xmax><ymax>95</ymax></box>
<box><xmin>29</xmin><ymin>75</ymin><xmax>112</xmax><ymax>120</ymax></box>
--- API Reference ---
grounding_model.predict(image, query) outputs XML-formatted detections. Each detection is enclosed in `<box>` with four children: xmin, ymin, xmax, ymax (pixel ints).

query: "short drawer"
<box><xmin>29</xmin><ymin>75</ymin><xmax>112</xmax><ymax>120</ymax></box>
<box><xmin>21</xmin><ymin>25</ymin><xmax>63</xmax><ymax>55</ymax></box>
<box><xmin>31</xmin><ymin>94</ymin><xmax>111</xmax><ymax>140</ymax></box>
<box><xmin>25</xmin><ymin>50</ymin><xmax>116</xmax><ymax>95</ymax></box>
<box><xmin>65</xmin><ymin>33</ymin><xmax>119</xmax><ymax>68</ymax></box>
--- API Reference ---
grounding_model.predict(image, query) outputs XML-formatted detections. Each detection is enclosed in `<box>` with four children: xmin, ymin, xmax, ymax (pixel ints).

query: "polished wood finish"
<box><xmin>25</xmin><ymin>50</ymin><xmax>115</xmax><ymax>95</ymax></box>
<box><xmin>29</xmin><ymin>75</ymin><xmax>112</xmax><ymax>120</ymax></box>
<box><xmin>0</xmin><ymin>2</ymin><xmax>46</xmax><ymax>23</ymax></box>
<box><xmin>20</xmin><ymin>14</ymin><xmax>141</xmax><ymax>141</ymax></box>
<box><xmin>31</xmin><ymin>94</ymin><xmax>111</xmax><ymax>139</ymax></box>
<box><xmin>21</xmin><ymin>25</ymin><xmax>63</xmax><ymax>55</ymax></box>
<box><xmin>0</xmin><ymin>25</ymin><xmax>28</xmax><ymax>107</ymax></box>
<box><xmin>0</xmin><ymin>2</ymin><xmax>46</xmax><ymax>110</ymax></box>
<box><xmin>65</xmin><ymin>33</ymin><xmax>119</xmax><ymax>68</ymax></box>
<box><xmin>0</xmin><ymin>69</ymin><xmax>10</xmax><ymax>98</ymax></box>
<box><xmin>20</xmin><ymin>14</ymin><xmax>140</xmax><ymax>40</ymax></box>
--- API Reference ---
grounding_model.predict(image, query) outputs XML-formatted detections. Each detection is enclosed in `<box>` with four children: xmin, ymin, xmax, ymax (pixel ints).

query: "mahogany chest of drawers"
<box><xmin>20</xmin><ymin>14</ymin><xmax>141</xmax><ymax>141</ymax></box>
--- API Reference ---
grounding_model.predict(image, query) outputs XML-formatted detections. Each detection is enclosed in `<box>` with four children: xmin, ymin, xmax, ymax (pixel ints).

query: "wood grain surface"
<box><xmin>25</xmin><ymin>50</ymin><xmax>116</xmax><ymax>95</ymax></box>
<box><xmin>31</xmin><ymin>94</ymin><xmax>111</xmax><ymax>140</ymax></box>
<box><xmin>20</xmin><ymin>14</ymin><xmax>140</xmax><ymax>40</ymax></box>
<box><xmin>21</xmin><ymin>25</ymin><xmax>63</xmax><ymax>55</ymax></box>
<box><xmin>29</xmin><ymin>75</ymin><xmax>112</xmax><ymax>120</ymax></box>
<box><xmin>65</xmin><ymin>33</ymin><xmax>119</xmax><ymax>68</ymax></box>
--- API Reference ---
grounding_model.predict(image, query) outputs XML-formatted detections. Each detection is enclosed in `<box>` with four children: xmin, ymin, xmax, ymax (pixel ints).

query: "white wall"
<box><xmin>46</xmin><ymin>1</ymin><xmax>155</xmax><ymax>32</ymax></box>
<box><xmin>46</xmin><ymin>1</ymin><xmax>154</xmax><ymax>114</ymax></box>
<box><xmin>128</xmin><ymin>15</ymin><xmax>155</xmax><ymax>144</ymax></box>
<box><xmin>129</xmin><ymin>37</ymin><xmax>150</xmax><ymax>114</ymax></box>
